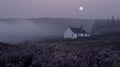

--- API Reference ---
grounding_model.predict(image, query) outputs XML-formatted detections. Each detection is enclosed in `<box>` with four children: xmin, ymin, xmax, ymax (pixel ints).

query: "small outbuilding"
<box><xmin>64</xmin><ymin>26</ymin><xmax>90</xmax><ymax>39</ymax></box>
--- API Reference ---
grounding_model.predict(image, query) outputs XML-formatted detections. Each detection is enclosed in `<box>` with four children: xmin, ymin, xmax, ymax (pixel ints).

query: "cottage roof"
<box><xmin>69</xmin><ymin>26</ymin><xmax>87</xmax><ymax>34</ymax></box>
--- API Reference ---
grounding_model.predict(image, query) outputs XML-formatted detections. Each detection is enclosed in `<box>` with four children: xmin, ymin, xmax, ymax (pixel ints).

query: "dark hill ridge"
<box><xmin>31</xmin><ymin>18</ymin><xmax>95</xmax><ymax>33</ymax></box>
<box><xmin>31</xmin><ymin>18</ymin><xmax>94</xmax><ymax>24</ymax></box>
<box><xmin>0</xmin><ymin>18</ymin><xmax>95</xmax><ymax>31</ymax></box>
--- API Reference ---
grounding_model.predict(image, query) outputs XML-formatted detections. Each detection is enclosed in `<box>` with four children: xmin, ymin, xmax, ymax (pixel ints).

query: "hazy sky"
<box><xmin>0</xmin><ymin>0</ymin><xmax>120</xmax><ymax>19</ymax></box>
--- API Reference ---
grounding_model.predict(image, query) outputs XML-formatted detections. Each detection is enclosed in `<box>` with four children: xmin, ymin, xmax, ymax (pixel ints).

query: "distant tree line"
<box><xmin>92</xmin><ymin>16</ymin><xmax>120</xmax><ymax>34</ymax></box>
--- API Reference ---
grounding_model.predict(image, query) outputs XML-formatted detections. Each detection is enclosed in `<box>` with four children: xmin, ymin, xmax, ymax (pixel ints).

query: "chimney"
<box><xmin>80</xmin><ymin>25</ymin><xmax>83</xmax><ymax>29</ymax></box>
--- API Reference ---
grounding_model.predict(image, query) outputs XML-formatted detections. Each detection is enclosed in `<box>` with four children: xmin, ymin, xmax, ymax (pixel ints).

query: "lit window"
<box><xmin>87</xmin><ymin>34</ymin><xmax>90</xmax><ymax>37</ymax></box>
<box><xmin>80</xmin><ymin>33</ymin><xmax>84</xmax><ymax>37</ymax></box>
<box><xmin>85</xmin><ymin>34</ymin><xmax>88</xmax><ymax>37</ymax></box>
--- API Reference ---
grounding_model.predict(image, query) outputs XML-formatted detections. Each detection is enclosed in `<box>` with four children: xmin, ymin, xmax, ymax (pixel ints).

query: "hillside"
<box><xmin>92</xmin><ymin>18</ymin><xmax>120</xmax><ymax>35</ymax></box>
<box><xmin>31</xmin><ymin>18</ymin><xmax>95</xmax><ymax>33</ymax></box>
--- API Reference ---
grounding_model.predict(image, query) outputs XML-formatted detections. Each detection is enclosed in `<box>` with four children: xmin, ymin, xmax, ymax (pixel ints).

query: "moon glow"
<box><xmin>79</xmin><ymin>6</ymin><xmax>84</xmax><ymax>11</ymax></box>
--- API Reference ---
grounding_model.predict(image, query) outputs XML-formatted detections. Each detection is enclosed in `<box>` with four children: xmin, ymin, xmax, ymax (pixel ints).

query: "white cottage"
<box><xmin>64</xmin><ymin>26</ymin><xmax>90</xmax><ymax>39</ymax></box>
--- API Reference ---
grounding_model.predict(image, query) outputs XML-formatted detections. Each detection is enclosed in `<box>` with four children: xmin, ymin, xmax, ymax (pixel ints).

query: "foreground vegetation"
<box><xmin>0</xmin><ymin>39</ymin><xmax>120</xmax><ymax>67</ymax></box>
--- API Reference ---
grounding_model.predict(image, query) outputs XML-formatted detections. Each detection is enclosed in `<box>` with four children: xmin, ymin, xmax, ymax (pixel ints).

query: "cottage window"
<box><xmin>87</xmin><ymin>34</ymin><xmax>90</xmax><ymax>37</ymax></box>
<box><xmin>85</xmin><ymin>34</ymin><xmax>88</xmax><ymax>37</ymax></box>
<box><xmin>80</xmin><ymin>33</ymin><xmax>84</xmax><ymax>37</ymax></box>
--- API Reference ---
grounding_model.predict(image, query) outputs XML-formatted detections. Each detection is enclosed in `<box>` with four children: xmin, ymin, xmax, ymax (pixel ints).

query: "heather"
<box><xmin>0</xmin><ymin>41</ymin><xmax>120</xmax><ymax>67</ymax></box>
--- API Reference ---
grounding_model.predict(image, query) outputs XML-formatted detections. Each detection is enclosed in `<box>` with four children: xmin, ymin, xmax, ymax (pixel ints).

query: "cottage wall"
<box><xmin>64</xmin><ymin>28</ymin><xmax>77</xmax><ymax>39</ymax></box>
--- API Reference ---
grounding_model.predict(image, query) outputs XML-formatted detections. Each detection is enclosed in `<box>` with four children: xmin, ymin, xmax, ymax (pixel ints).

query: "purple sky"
<box><xmin>0</xmin><ymin>0</ymin><xmax>120</xmax><ymax>19</ymax></box>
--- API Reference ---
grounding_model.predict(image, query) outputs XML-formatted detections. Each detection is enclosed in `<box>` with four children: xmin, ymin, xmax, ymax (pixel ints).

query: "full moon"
<box><xmin>79</xmin><ymin>6</ymin><xmax>84</xmax><ymax>11</ymax></box>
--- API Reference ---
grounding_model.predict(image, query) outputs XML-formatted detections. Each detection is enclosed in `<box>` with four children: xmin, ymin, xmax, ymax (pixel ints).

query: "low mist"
<box><xmin>0</xmin><ymin>18</ymin><xmax>95</xmax><ymax>43</ymax></box>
